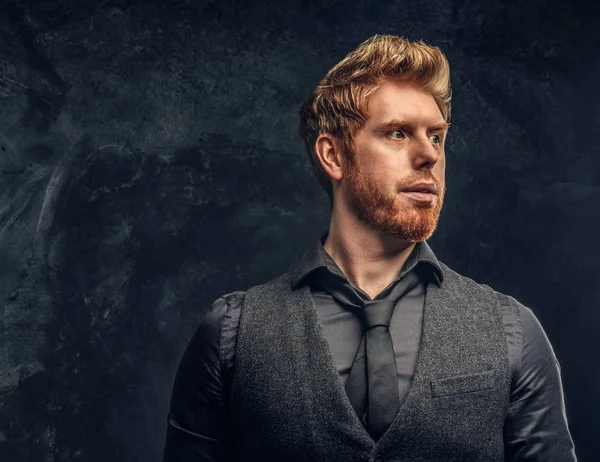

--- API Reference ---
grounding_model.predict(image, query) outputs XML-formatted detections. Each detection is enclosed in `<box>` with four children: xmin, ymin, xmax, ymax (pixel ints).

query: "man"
<box><xmin>163</xmin><ymin>35</ymin><xmax>576</xmax><ymax>461</ymax></box>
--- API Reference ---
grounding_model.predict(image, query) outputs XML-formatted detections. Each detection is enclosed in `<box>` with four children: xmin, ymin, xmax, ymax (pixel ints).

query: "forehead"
<box><xmin>366</xmin><ymin>79</ymin><xmax>444</xmax><ymax>126</ymax></box>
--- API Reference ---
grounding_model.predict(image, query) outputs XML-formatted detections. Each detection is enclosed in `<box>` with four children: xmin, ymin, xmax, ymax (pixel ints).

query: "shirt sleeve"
<box><xmin>502</xmin><ymin>295</ymin><xmax>577</xmax><ymax>461</ymax></box>
<box><xmin>162</xmin><ymin>292</ymin><xmax>244</xmax><ymax>462</ymax></box>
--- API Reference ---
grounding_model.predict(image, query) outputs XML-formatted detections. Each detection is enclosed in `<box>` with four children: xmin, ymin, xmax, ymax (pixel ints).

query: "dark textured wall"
<box><xmin>1</xmin><ymin>0</ymin><xmax>598</xmax><ymax>460</ymax></box>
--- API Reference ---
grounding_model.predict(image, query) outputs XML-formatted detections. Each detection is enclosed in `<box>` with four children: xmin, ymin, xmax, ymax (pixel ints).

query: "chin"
<box><xmin>382</xmin><ymin>209</ymin><xmax>440</xmax><ymax>242</ymax></box>
<box><xmin>390</xmin><ymin>228</ymin><xmax>435</xmax><ymax>243</ymax></box>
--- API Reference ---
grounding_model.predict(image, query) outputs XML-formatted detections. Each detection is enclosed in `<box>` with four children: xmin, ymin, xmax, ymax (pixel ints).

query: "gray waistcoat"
<box><xmin>230</xmin><ymin>262</ymin><xmax>510</xmax><ymax>461</ymax></box>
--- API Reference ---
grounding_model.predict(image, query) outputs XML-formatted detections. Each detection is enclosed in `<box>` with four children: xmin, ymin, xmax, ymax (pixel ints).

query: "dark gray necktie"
<box><xmin>315</xmin><ymin>268</ymin><xmax>421</xmax><ymax>441</ymax></box>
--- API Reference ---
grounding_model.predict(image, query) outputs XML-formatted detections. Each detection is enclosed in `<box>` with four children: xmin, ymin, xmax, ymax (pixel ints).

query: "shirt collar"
<box><xmin>291</xmin><ymin>230</ymin><xmax>444</xmax><ymax>290</ymax></box>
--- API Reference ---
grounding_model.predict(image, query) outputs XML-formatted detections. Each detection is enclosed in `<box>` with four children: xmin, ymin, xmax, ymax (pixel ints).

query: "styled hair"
<box><xmin>298</xmin><ymin>34</ymin><xmax>452</xmax><ymax>203</ymax></box>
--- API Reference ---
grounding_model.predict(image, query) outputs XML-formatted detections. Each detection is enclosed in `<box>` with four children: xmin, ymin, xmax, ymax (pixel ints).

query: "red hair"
<box><xmin>299</xmin><ymin>34</ymin><xmax>452</xmax><ymax>203</ymax></box>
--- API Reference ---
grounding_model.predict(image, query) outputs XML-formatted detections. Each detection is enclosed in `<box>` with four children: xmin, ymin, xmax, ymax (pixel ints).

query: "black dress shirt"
<box><xmin>163</xmin><ymin>232</ymin><xmax>576</xmax><ymax>461</ymax></box>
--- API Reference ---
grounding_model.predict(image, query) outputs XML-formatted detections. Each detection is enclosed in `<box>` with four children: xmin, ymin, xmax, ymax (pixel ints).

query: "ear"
<box><xmin>315</xmin><ymin>134</ymin><xmax>344</xmax><ymax>181</ymax></box>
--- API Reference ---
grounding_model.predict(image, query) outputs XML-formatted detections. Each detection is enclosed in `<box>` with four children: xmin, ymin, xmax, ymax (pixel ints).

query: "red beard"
<box><xmin>344</xmin><ymin>155</ymin><xmax>445</xmax><ymax>242</ymax></box>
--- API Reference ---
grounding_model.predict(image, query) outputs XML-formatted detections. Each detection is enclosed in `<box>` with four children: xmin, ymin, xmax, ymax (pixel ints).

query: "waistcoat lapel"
<box><xmin>231</xmin><ymin>272</ymin><xmax>372</xmax><ymax>462</ymax></box>
<box><xmin>373</xmin><ymin>262</ymin><xmax>510</xmax><ymax>460</ymax></box>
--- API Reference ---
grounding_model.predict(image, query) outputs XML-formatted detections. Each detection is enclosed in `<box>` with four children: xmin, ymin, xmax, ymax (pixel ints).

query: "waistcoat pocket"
<box><xmin>430</xmin><ymin>370</ymin><xmax>495</xmax><ymax>397</ymax></box>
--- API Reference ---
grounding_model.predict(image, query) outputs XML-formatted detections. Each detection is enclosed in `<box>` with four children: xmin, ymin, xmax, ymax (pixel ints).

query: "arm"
<box><xmin>162</xmin><ymin>296</ymin><xmax>234</xmax><ymax>462</ymax></box>
<box><xmin>503</xmin><ymin>298</ymin><xmax>577</xmax><ymax>461</ymax></box>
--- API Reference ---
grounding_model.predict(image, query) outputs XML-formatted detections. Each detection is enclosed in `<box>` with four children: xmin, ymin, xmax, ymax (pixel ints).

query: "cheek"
<box><xmin>353</xmin><ymin>137</ymin><xmax>398</xmax><ymax>169</ymax></box>
<box><xmin>434</xmin><ymin>156</ymin><xmax>446</xmax><ymax>179</ymax></box>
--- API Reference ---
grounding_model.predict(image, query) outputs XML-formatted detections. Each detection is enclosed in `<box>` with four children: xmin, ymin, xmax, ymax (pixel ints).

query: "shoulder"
<box><xmin>194</xmin><ymin>291</ymin><xmax>246</xmax><ymax>338</ymax></box>
<box><xmin>218</xmin><ymin>290</ymin><xmax>246</xmax><ymax>313</ymax></box>
<box><xmin>244</xmin><ymin>271</ymin><xmax>293</xmax><ymax>297</ymax></box>
<box><xmin>492</xmin><ymin>290</ymin><xmax>561</xmax><ymax>391</ymax></box>
<box><xmin>438</xmin><ymin>261</ymin><xmax>548</xmax><ymax>343</ymax></box>
<box><xmin>438</xmin><ymin>261</ymin><xmax>527</xmax><ymax>312</ymax></box>
<box><xmin>204</xmin><ymin>274</ymin><xmax>291</xmax><ymax>383</ymax></box>
<box><xmin>437</xmin><ymin>260</ymin><xmax>501</xmax><ymax>300</ymax></box>
<box><xmin>202</xmin><ymin>269</ymin><xmax>292</xmax><ymax>336</ymax></box>
<box><xmin>176</xmin><ymin>291</ymin><xmax>246</xmax><ymax>388</ymax></box>
<box><xmin>437</xmin><ymin>262</ymin><xmax>560</xmax><ymax>379</ymax></box>
<box><xmin>501</xmin><ymin>295</ymin><xmax>560</xmax><ymax>370</ymax></box>
<box><xmin>492</xmin><ymin>290</ymin><xmax>554</xmax><ymax>357</ymax></box>
<box><xmin>437</xmin><ymin>261</ymin><xmax>489</xmax><ymax>289</ymax></box>
<box><xmin>183</xmin><ymin>291</ymin><xmax>246</xmax><ymax>365</ymax></box>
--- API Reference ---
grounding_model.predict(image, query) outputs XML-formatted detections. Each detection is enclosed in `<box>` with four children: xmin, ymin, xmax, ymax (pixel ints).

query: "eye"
<box><xmin>390</xmin><ymin>130</ymin><xmax>405</xmax><ymax>140</ymax></box>
<box><xmin>429</xmin><ymin>134</ymin><xmax>441</xmax><ymax>144</ymax></box>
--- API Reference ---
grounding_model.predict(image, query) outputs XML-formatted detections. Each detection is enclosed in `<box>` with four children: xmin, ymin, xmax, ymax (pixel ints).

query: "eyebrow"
<box><xmin>376</xmin><ymin>119</ymin><xmax>451</xmax><ymax>133</ymax></box>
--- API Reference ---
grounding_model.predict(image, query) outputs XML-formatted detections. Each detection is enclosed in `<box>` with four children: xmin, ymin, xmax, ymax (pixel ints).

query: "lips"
<box><xmin>401</xmin><ymin>183</ymin><xmax>437</xmax><ymax>195</ymax></box>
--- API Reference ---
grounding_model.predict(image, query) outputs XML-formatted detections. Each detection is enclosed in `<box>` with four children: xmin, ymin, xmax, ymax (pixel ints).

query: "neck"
<box><xmin>323</xmin><ymin>205</ymin><xmax>417</xmax><ymax>299</ymax></box>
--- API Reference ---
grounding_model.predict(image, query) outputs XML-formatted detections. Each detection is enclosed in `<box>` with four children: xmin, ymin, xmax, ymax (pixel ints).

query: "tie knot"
<box><xmin>313</xmin><ymin>267</ymin><xmax>422</xmax><ymax>330</ymax></box>
<box><xmin>361</xmin><ymin>299</ymin><xmax>395</xmax><ymax>329</ymax></box>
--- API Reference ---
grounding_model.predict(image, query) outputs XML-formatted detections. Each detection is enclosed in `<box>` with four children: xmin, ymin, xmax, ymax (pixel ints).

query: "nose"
<box><xmin>410</xmin><ymin>135</ymin><xmax>440</xmax><ymax>169</ymax></box>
